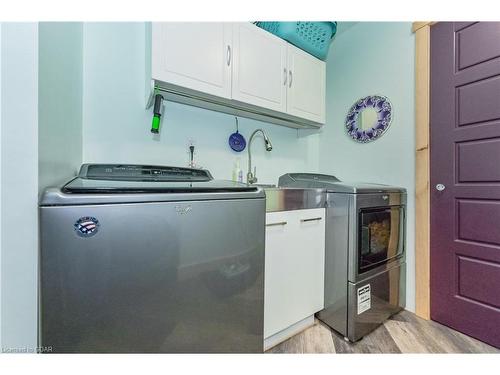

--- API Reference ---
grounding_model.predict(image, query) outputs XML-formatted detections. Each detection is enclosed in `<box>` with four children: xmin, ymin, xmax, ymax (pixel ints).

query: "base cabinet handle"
<box><xmin>226</xmin><ymin>45</ymin><xmax>231</xmax><ymax>66</ymax></box>
<box><xmin>300</xmin><ymin>217</ymin><xmax>322</xmax><ymax>223</ymax></box>
<box><xmin>266</xmin><ymin>221</ymin><xmax>288</xmax><ymax>227</ymax></box>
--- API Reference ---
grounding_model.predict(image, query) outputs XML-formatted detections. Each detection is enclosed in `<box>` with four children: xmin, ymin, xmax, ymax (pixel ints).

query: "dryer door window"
<box><xmin>358</xmin><ymin>206</ymin><xmax>404</xmax><ymax>273</ymax></box>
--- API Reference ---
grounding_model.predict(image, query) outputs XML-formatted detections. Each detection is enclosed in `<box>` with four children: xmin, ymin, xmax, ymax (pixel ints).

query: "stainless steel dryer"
<box><xmin>279</xmin><ymin>173</ymin><xmax>406</xmax><ymax>342</ymax></box>
<box><xmin>39</xmin><ymin>164</ymin><xmax>265</xmax><ymax>353</ymax></box>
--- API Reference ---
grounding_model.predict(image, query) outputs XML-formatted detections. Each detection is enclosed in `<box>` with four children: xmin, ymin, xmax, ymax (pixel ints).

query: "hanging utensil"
<box><xmin>228</xmin><ymin>117</ymin><xmax>246</xmax><ymax>152</ymax></box>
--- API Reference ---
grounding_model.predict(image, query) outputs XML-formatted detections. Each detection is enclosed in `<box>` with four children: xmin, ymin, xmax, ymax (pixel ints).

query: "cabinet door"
<box><xmin>286</xmin><ymin>44</ymin><xmax>326</xmax><ymax>123</ymax></box>
<box><xmin>264</xmin><ymin>209</ymin><xmax>325</xmax><ymax>338</ymax></box>
<box><xmin>152</xmin><ymin>23</ymin><xmax>232</xmax><ymax>99</ymax></box>
<box><xmin>232</xmin><ymin>23</ymin><xmax>287</xmax><ymax>113</ymax></box>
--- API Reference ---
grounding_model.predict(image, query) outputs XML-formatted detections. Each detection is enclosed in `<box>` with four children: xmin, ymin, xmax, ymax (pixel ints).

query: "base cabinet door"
<box><xmin>152</xmin><ymin>23</ymin><xmax>232</xmax><ymax>99</ymax></box>
<box><xmin>286</xmin><ymin>44</ymin><xmax>326</xmax><ymax>123</ymax></box>
<box><xmin>231</xmin><ymin>23</ymin><xmax>288</xmax><ymax>113</ymax></box>
<box><xmin>264</xmin><ymin>208</ymin><xmax>325</xmax><ymax>338</ymax></box>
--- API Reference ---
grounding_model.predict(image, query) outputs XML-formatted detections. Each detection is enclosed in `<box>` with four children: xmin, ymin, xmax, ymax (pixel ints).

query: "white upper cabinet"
<box><xmin>152</xmin><ymin>23</ymin><xmax>232</xmax><ymax>99</ymax></box>
<box><xmin>231</xmin><ymin>23</ymin><xmax>287</xmax><ymax>113</ymax></box>
<box><xmin>286</xmin><ymin>44</ymin><xmax>326</xmax><ymax>123</ymax></box>
<box><xmin>150</xmin><ymin>22</ymin><xmax>326</xmax><ymax>127</ymax></box>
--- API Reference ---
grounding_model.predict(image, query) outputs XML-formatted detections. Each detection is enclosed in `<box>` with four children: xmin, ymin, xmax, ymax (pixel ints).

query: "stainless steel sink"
<box><xmin>263</xmin><ymin>187</ymin><xmax>326</xmax><ymax>212</ymax></box>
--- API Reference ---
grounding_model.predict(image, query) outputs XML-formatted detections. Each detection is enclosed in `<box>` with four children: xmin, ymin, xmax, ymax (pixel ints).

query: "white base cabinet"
<box><xmin>264</xmin><ymin>208</ymin><xmax>325</xmax><ymax>339</ymax></box>
<box><xmin>264</xmin><ymin>315</ymin><xmax>315</xmax><ymax>351</ymax></box>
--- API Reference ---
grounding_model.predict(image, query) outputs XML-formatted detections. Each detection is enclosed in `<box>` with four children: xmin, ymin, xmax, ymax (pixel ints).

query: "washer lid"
<box><xmin>40</xmin><ymin>164</ymin><xmax>264</xmax><ymax>206</ymax></box>
<box><xmin>63</xmin><ymin>164</ymin><xmax>258</xmax><ymax>193</ymax></box>
<box><xmin>62</xmin><ymin>177</ymin><xmax>260</xmax><ymax>193</ymax></box>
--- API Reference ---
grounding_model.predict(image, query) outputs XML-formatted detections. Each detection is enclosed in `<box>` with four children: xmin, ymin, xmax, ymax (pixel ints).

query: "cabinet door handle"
<box><xmin>300</xmin><ymin>217</ymin><xmax>322</xmax><ymax>223</ymax></box>
<box><xmin>289</xmin><ymin>70</ymin><xmax>293</xmax><ymax>88</ymax></box>
<box><xmin>226</xmin><ymin>45</ymin><xmax>231</xmax><ymax>66</ymax></box>
<box><xmin>283</xmin><ymin>68</ymin><xmax>287</xmax><ymax>86</ymax></box>
<box><xmin>266</xmin><ymin>221</ymin><xmax>288</xmax><ymax>227</ymax></box>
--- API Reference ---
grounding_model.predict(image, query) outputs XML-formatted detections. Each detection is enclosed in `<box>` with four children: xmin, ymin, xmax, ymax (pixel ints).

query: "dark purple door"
<box><xmin>430</xmin><ymin>22</ymin><xmax>500</xmax><ymax>348</ymax></box>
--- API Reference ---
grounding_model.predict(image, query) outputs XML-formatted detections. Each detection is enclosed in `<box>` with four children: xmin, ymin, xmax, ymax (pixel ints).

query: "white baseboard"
<box><xmin>264</xmin><ymin>315</ymin><xmax>315</xmax><ymax>351</ymax></box>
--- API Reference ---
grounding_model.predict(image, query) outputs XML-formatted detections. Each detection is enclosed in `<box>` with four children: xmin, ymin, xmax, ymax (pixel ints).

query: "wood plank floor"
<box><xmin>267</xmin><ymin>310</ymin><xmax>499</xmax><ymax>353</ymax></box>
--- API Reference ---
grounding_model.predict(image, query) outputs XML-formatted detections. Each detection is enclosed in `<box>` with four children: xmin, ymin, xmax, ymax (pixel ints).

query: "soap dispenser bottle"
<box><xmin>232</xmin><ymin>158</ymin><xmax>243</xmax><ymax>183</ymax></box>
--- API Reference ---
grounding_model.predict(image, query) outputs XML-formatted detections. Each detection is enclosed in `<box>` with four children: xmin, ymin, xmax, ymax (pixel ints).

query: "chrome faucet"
<box><xmin>247</xmin><ymin>129</ymin><xmax>273</xmax><ymax>184</ymax></box>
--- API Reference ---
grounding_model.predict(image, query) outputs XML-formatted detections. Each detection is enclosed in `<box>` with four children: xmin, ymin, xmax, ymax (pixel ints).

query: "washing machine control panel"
<box><xmin>78</xmin><ymin>164</ymin><xmax>213</xmax><ymax>182</ymax></box>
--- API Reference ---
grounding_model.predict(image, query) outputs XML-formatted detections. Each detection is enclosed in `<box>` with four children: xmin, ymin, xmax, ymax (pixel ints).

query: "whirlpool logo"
<box><xmin>74</xmin><ymin>216</ymin><xmax>100</xmax><ymax>238</ymax></box>
<box><xmin>175</xmin><ymin>204</ymin><xmax>192</xmax><ymax>215</ymax></box>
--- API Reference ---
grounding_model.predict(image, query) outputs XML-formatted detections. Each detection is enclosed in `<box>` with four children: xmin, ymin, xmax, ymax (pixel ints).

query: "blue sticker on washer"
<box><xmin>74</xmin><ymin>216</ymin><xmax>100</xmax><ymax>238</ymax></box>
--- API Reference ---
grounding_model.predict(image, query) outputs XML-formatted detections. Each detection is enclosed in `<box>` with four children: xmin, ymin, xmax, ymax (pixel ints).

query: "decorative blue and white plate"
<box><xmin>345</xmin><ymin>95</ymin><xmax>393</xmax><ymax>143</ymax></box>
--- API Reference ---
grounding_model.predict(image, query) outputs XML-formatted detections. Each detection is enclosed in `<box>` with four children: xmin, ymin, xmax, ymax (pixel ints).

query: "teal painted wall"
<box><xmin>82</xmin><ymin>23</ymin><xmax>320</xmax><ymax>184</ymax></box>
<box><xmin>0</xmin><ymin>22</ymin><xmax>3</xmax><ymax>351</ymax></box>
<box><xmin>320</xmin><ymin>22</ymin><xmax>416</xmax><ymax>310</ymax></box>
<box><xmin>38</xmin><ymin>22</ymin><xmax>83</xmax><ymax>193</ymax></box>
<box><xmin>0</xmin><ymin>22</ymin><xmax>39</xmax><ymax>351</ymax></box>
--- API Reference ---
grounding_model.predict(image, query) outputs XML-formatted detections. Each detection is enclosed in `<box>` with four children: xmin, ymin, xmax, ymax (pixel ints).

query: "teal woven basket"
<box><xmin>255</xmin><ymin>22</ymin><xmax>337</xmax><ymax>61</ymax></box>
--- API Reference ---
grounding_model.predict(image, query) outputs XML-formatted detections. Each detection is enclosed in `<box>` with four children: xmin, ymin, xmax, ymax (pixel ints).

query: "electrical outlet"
<box><xmin>187</xmin><ymin>139</ymin><xmax>196</xmax><ymax>157</ymax></box>
<box><xmin>187</xmin><ymin>138</ymin><xmax>199</xmax><ymax>169</ymax></box>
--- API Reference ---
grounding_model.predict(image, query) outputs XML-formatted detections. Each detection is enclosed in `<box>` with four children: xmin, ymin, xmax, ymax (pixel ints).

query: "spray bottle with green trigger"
<box><xmin>151</xmin><ymin>94</ymin><xmax>164</xmax><ymax>134</ymax></box>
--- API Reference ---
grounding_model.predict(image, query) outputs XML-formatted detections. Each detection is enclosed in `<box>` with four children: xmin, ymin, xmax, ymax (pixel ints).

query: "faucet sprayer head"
<box><xmin>263</xmin><ymin>133</ymin><xmax>273</xmax><ymax>152</ymax></box>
